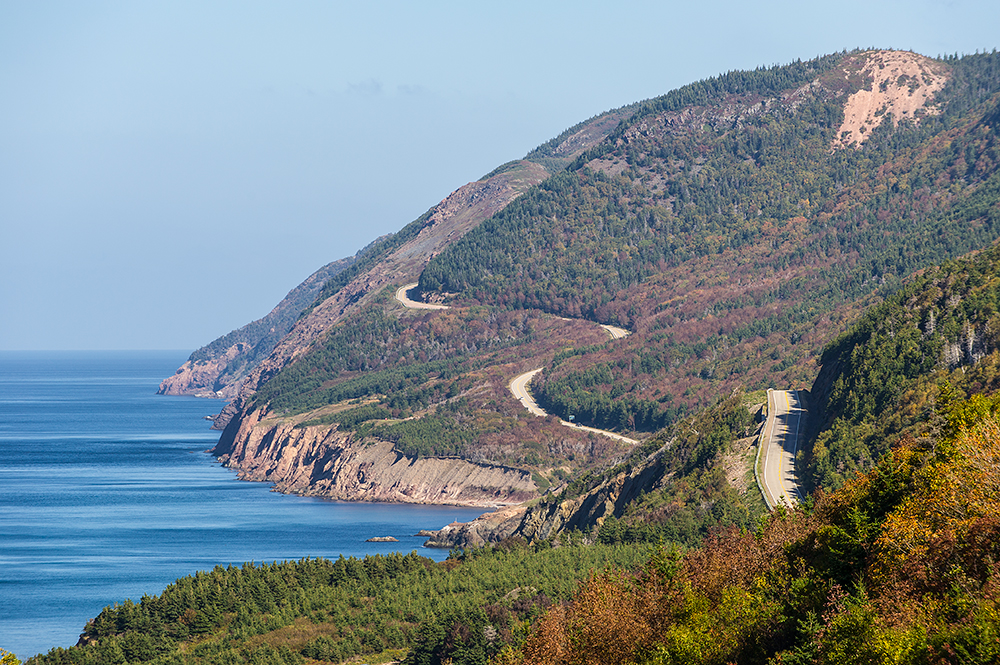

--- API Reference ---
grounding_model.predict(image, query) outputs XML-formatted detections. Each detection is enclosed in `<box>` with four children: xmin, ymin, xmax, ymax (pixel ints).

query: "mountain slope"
<box><xmin>159</xmin><ymin>107</ymin><xmax>634</xmax><ymax>407</ymax></box>
<box><xmin>157</xmin><ymin>254</ymin><xmax>356</xmax><ymax>398</ymax></box>
<box><xmin>435</xmin><ymin>237</ymin><xmax>1000</xmax><ymax>548</ymax></box>
<box><xmin>506</xmin><ymin>240</ymin><xmax>1000</xmax><ymax>663</ymax></box>
<box><xmin>807</xmin><ymin>240</ymin><xmax>1000</xmax><ymax>491</ymax></box>
<box><xmin>170</xmin><ymin>49</ymin><xmax>1000</xmax><ymax>517</ymax></box>
<box><xmin>419</xmin><ymin>49</ymin><xmax>1000</xmax><ymax>431</ymax></box>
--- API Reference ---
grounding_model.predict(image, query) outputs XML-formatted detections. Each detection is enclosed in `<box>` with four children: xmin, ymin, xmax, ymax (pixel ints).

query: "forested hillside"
<box><xmin>510</xmin><ymin>401</ymin><xmax>1000</xmax><ymax>664</ymax></box>
<box><xmin>238</xmin><ymin>288</ymin><xmax>620</xmax><ymax>471</ymax></box>
<box><xmin>418</xmin><ymin>50</ymin><xmax>1000</xmax><ymax>433</ymax></box>
<box><xmin>201</xmin><ymin>47</ymin><xmax>1000</xmax><ymax>534</ymax></box>
<box><xmin>238</xmin><ymin>50</ymin><xmax>1000</xmax><ymax>454</ymax></box>
<box><xmin>26</xmin><ymin>543</ymin><xmax>646</xmax><ymax>665</ymax></box>
<box><xmin>496</xmin><ymin>226</ymin><xmax>1000</xmax><ymax>664</ymax></box>
<box><xmin>807</xmin><ymin>241</ymin><xmax>1000</xmax><ymax>490</ymax></box>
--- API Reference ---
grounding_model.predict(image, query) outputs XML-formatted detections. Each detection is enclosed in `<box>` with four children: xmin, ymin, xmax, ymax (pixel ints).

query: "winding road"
<box><xmin>600</xmin><ymin>324</ymin><xmax>630</xmax><ymax>340</ymax></box>
<box><xmin>394</xmin><ymin>281</ymin><xmax>637</xmax><ymax>445</ymax></box>
<box><xmin>757</xmin><ymin>389</ymin><xmax>805</xmax><ymax>510</ymax></box>
<box><xmin>509</xmin><ymin>368</ymin><xmax>547</xmax><ymax>417</ymax></box>
<box><xmin>506</xmin><ymin>323</ymin><xmax>636</xmax><ymax>443</ymax></box>
<box><xmin>395</xmin><ymin>280</ymin><xmax>806</xmax><ymax>504</ymax></box>
<box><xmin>395</xmin><ymin>283</ymin><xmax>449</xmax><ymax>310</ymax></box>
<box><xmin>508</xmin><ymin>367</ymin><xmax>638</xmax><ymax>444</ymax></box>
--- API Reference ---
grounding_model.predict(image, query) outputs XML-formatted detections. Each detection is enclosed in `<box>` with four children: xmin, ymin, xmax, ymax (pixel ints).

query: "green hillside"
<box><xmin>26</xmin><ymin>544</ymin><xmax>645</xmax><ymax>665</ymax></box>
<box><xmin>808</xmin><ymin>241</ymin><xmax>1000</xmax><ymax>490</ymax></box>
<box><xmin>244</xmin><ymin>50</ymin><xmax>1000</xmax><ymax>462</ymax></box>
<box><xmin>514</xmin><ymin>401</ymin><xmax>1000</xmax><ymax>664</ymax></box>
<box><xmin>213</xmin><ymin>47</ymin><xmax>1000</xmax><ymax>518</ymax></box>
<box><xmin>505</xmin><ymin>243</ymin><xmax>1000</xmax><ymax>662</ymax></box>
<box><xmin>417</xmin><ymin>50</ymin><xmax>1000</xmax><ymax>432</ymax></box>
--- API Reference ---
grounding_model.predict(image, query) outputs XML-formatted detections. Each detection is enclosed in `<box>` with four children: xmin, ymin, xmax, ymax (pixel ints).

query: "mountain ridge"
<box><xmin>157</xmin><ymin>254</ymin><xmax>357</xmax><ymax>399</ymax></box>
<box><xmin>165</xmin><ymin>50</ymin><xmax>1000</xmax><ymax>534</ymax></box>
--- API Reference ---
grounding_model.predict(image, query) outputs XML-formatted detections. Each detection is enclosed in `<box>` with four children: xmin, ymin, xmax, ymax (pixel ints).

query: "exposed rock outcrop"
<box><xmin>834</xmin><ymin>50</ymin><xmax>949</xmax><ymax>148</ymax></box>
<box><xmin>585</xmin><ymin>50</ymin><xmax>949</xmax><ymax>178</ymax></box>
<box><xmin>422</xmin><ymin>504</ymin><xmax>530</xmax><ymax>548</ymax></box>
<box><xmin>425</xmin><ymin>446</ymin><xmax>671</xmax><ymax>548</ymax></box>
<box><xmin>158</xmin><ymin>343</ymin><xmax>251</xmax><ymax>399</ymax></box>
<box><xmin>213</xmin><ymin>408</ymin><xmax>538</xmax><ymax>507</ymax></box>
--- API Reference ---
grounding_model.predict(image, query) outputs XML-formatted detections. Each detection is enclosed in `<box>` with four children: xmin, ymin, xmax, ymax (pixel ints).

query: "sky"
<box><xmin>2</xmin><ymin>1</ymin><xmax>998</xmax><ymax>351</ymax></box>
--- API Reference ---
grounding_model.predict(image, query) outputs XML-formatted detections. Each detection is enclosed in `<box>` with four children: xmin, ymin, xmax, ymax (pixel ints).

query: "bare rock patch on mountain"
<box><xmin>834</xmin><ymin>50</ymin><xmax>949</xmax><ymax>148</ymax></box>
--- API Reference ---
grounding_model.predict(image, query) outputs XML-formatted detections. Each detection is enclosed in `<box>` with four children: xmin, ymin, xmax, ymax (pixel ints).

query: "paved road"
<box><xmin>508</xmin><ymin>368</ymin><xmax>547</xmax><ymax>417</ymax></box>
<box><xmin>600</xmin><ymin>324</ymin><xmax>630</xmax><ymax>340</ymax></box>
<box><xmin>394</xmin><ymin>282</ymin><xmax>635</xmax><ymax>444</ymax></box>
<box><xmin>508</xmin><ymin>368</ymin><xmax>638</xmax><ymax>444</ymax></box>
<box><xmin>394</xmin><ymin>283</ymin><xmax>449</xmax><ymax>310</ymax></box>
<box><xmin>759</xmin><ymin>389</ymin><xmax>805</xmax><ymax>509</ymax></box>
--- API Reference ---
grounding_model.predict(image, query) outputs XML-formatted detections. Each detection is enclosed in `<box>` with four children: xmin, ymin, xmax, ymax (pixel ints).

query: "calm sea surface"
<box><xmin>0</xmin><ymin>351</ymin><xmax>486</xmax><ymax>660</ymax></box>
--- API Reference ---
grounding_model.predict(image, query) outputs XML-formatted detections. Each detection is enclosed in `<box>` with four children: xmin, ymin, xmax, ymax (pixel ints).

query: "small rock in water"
<box><xmin>365</xmin><ymin>536</ymin><xmax>399</xmax><ymax>542</ymax></box>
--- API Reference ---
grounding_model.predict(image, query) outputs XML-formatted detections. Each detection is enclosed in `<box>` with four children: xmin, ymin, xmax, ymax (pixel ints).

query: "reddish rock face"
<box><xmin>157</xmin><ymin>343</ymin><xmax>248</xmax><ymax>399</ymax></box>
<box><xmin>212</xmin><ymin>406</ymin><xmax>538</xmax><ymax>507</ymax></box>
<box><xmin>833</xmin><ymin>50</ymin><xmax>949</xmax><ymax>149</ymax></box>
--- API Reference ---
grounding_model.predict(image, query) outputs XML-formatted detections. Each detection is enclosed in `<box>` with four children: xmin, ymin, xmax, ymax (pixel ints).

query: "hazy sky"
<box><xmin>2</xmin><ymin>1</ymin><xmax>998</xmax><ymax>350</ymax></box>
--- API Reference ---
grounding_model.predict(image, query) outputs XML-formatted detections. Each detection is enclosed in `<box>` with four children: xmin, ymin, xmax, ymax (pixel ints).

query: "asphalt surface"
<box><xmin>508</xmin><ymin>367</ymin><xmax>638</xmax><ymax>445</ymax></box>
<box><xmin>760</xmin><ymin>389</ymin><xmax>805</xmax><ymax>509</ymax></box>
<box><xmin>600</xmin><ymin>324</ymin><xmax>630</xmax><ymax>340</ymax></box>
<box><xmin>394</xmin><ymin>283</ymin><xmax>449</xmax><ymax>310</ymax></box>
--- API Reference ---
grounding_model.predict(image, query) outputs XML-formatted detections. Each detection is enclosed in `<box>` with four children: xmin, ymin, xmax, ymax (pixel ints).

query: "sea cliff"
<box><xmin>213</xmin><ymin>407</ymin><xmax>538</xmax><ymax>507</ymax></box>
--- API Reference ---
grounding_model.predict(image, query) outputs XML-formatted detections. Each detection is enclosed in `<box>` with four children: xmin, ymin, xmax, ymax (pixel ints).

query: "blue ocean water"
<box><xmin>0</xmin><ymin>351</ymin><xmax>485</xmax><ymax>660</ymax></box>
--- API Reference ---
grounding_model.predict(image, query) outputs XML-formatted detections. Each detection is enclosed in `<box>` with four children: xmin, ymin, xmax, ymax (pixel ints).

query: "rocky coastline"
<box><xmin>211</xmin><ymin>406</ymin><xmax>538</xmax><ymax>509</ymax></box>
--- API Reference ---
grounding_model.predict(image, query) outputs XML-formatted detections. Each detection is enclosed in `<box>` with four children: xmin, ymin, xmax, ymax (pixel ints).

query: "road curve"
<box><xmin>509</xmin><ymin>368</ymin><xmax>547</xmax><ymax>417</ymax></box>
<box><xmin>396</xmin><ymin>288</ymin><xmax>630</xmax><ymax>341</ymax></box>
<box><xmin>600</xmin><ymin>324</ymin><xmax>630</xmax><ymax>340</ymax></box>
<box><xmin>395</xmin><ymin>283</ymin><xmax>449</xmax><ymax>310</ymax></box>
<box><xmin>393</xmin><ymin>283</ymin><xmax>635</xmax><ymax>444</ymax></box>
<box><xmin>508</xmin><ymin>368</ymin><xmax>639</xmax><ymax>445</ymax></box>
<box><xmin>758</xmin><ymin>389</ymin><xmax>805</xmax><ymax>510</ymax></box>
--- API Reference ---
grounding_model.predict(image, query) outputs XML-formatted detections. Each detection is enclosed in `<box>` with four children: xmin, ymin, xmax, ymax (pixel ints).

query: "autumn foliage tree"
<box><xmin>512</xmin><ymin>392</ymin><xmax>1000</xmax><ymax>664</ymax></box>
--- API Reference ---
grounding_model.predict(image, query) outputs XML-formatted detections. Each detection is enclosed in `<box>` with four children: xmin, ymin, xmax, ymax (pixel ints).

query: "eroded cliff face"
<box><xmin>213</xmin><ymin>407</ymin><xmax>538</xmax><ymax>507</ymax></box>
<box><xmin>425</xmin><ymin>447</ymin><xmax>671</xmax><ymax>548</ymax></box>
<box><xmin>158</xmin><ymin>343</ymin><xmax>250</xmax><ymax>399</ymax></box>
